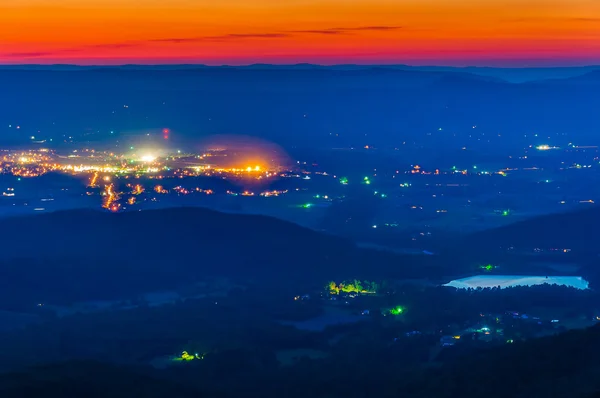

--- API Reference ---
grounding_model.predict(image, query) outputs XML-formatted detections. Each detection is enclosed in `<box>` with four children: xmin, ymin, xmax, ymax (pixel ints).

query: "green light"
<box><xmin>473</xmin><ymin>165</ymin><xmax>477</xmax><ymax>169</ymax></box>
<box><xmin>327</xmin><ymin>280</ymin><xmax>378</xmax><ymax>295</ymax></box>
<box><xmin>173</xmin><ymin>351</ymin><xmax>205</xmax><ymax>362</ymax></box>
<box><xmin>389</xmin><ymin>306</ymin><xmax>404</xmax><ymax>315</ymax></box>
<box><xmin>314</xmin><ymin>194</ymin><xmax>320</xmax><ymax>198</ymax></box>
<box><xmin>302</xmin><ymin>203</ymin><xmax>312</xmax><ymax>209</ymax></box>
<box><xmin>502</xmin><ymin>210</ymin><xmax>510</xmax><ymax>216</ymax></box>
<box><xmin>381</xmin><ymin>194</ymin><xmax>387</xmax><ymax>198</ymax></box>
<box><xmin>130</xmin><ymin>146</ymin><xmax>134</xmax><ymax>150</ymax></box>
<box><xmin>365</xmin><ymin>180</ymin><xmax>371</xmax><ymax>185</ymax></box>
<box><xmin>364</xmin><ymin>176</ymin><xmax>369</xmax><ymax>181</ymax></box>
<box><xmin>339</xmin><ymin>177</ymin><xmax>348</xmax><ymax>185</ymax></box>
<box><xmin>480</xmin><ymin>264</ymin><xmax>494</xmax><ymax>271</ymax></box>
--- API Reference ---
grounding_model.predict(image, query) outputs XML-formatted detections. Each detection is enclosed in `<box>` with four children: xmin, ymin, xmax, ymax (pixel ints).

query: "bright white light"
<box><xmin>141</xmin><ymin>155</ymin><xmax>157</xmax><ymax>162</ymax></box>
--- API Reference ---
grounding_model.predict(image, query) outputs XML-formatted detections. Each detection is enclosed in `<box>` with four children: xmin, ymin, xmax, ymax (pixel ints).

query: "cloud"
<box><xmin>342</xmin><ymin>26</ymin><xmax>401</xmax><ymax>31</ymax></box>
<box><xmin>292</xmin><ymin>26</ymin><xmax>401</xmax><ymax>35</ymax></box>
<box><xmin>0</xmin><ymin>25</ymin><xmax>402</xmax><ymax>59</ymax></box>
<box><xmin>570</xmin><ymin>18</ymin><xmax>600</xmax><ymax>22</ymax></box>
<box><xmin>0</xmin><ymin>51</ymin><xmax>56</xmax><ymax>58</ymax></box>
<box><xmin>0</xmin><ymin>42</ymin><xmax>141</xmax><ymax>58</ymax></box>
<box><xmin>150</xmin><ymin>37</ymin><xmax>198</xmax><ymax>43</ymax></box>
<box><xmin>150</xmin><ymin>26</ymin><xmax>401</xmax><ymax>42</ymax></box>
<box><xmin>291</xmin><ymin>29</ymin><xmax>344</xmax><ymax>35</ymax></box>
<box><xmin>151</xmin><ymin>33</ymin><xmax>290</xmax><ymax>43</ymax></box>
<box><xmin>507</xmin><ymin>17</ymin><xmax>600</xmax><ymax>23</ymax></box>
<box><xmin>88</xmin><ymin>42</ymin><xmax>139</xmax><ymax>49</ymax></box>
<box><xmin>217</xmin><ymin>33</ymin><xmax>290</xmax><ymax>39</ymax></box>
<box><xmin>0</xmin><ymin>49</ymin><xmax>82</xmax><ymax>58</ymax></box>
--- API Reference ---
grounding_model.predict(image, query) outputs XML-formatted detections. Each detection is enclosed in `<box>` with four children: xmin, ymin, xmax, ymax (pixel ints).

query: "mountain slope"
<box><xmin>3</xmin><ymin>325</ymin><xmax>600</xmax><ymax>398</ymax></box>
<box><xmin>0</xmin><ymin>207</ymin><xmax>348</xmax><ymax>259</ymax></box>
<box><xmin>0</xmin><ymin>207</ymin><xmax>439</xmax><ymax>307</ymax></box>
<box><xmin>412</xmin><ymin>324</ymin><xmax>600</xmax><ymax>398</ymax></box>
<box><xmin>465</xmin><ymin>206</ymin><xmax>600</xmax><ymax>254</ymax></box>
<box><xmin>0</xmin><ymin>361</ymin><xmax>207</xmax><ymax>398</ymax></box>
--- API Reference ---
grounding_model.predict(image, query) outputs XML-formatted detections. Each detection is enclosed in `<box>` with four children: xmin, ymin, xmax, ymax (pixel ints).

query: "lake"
<box><xmin>443</xmin><ymin>275</ymin><xmax>589</xmax><ymax>290</ymax></box>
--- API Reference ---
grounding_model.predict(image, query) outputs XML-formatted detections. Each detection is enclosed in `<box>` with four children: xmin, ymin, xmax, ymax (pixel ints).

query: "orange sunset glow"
<box><xmin>1</xmin><ymin>0</ymin><xmax>599</xmax><ymax>65</ymax></box>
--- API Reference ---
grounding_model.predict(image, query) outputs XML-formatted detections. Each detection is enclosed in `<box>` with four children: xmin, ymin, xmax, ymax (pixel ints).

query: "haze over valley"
<box><xmin>1</xmin><ymin>63</ymin><xmax>600</xmax><ymax>398</ymax></box>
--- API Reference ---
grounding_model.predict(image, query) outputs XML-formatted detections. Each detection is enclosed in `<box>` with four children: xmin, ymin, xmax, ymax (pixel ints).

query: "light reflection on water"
<box><xmin>444</xmin><ymin>275</ymin><xmax>589</xmax><ymax>290</ymax></box>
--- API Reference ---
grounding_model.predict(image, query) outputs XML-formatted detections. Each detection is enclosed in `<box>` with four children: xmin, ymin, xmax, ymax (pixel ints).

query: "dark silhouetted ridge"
<box><xmin>0</xmin><ymin>361</ymin><xmax>205</xmax><ymax>398</ymax></box>
<box><xmin>466</xmin><ymin>206</ymin><xmax>600</xmax><ymax>253</ymax></box>
<box><xmin>0</xmin><ymin>207</ymin><xmax>436</xmax><ymax>307</ymax></box>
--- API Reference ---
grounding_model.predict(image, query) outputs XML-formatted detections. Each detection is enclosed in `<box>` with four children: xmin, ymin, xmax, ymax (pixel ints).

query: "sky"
<box><xmin>1</xmin><ymin>0</ymin><xmax>599</xmax><ymax>66</ymax></box>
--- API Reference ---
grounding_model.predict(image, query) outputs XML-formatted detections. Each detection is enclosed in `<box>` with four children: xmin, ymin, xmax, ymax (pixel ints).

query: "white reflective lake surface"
<box><xmin>444</xmin><ymin>275</ymin><xmax>589</xmax><ymax>290</ymax></box>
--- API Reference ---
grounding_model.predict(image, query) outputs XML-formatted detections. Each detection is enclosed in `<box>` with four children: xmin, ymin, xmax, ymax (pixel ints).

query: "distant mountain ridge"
<box><xmin>1</xmin><ymin>63</ymin><xmax>598</xmax><ymax>82</ymax></box>
<box><xmin>1</xmin><ymin>65</ymin><xmax>598</xmax><ymax>147</ymax></box>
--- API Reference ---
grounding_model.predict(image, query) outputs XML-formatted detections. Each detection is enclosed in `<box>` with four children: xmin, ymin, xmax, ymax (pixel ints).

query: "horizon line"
<box><xmin>1</xmin><ymin>62</ymin><xmax>600</xmax><ymax>69</ymax></box>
